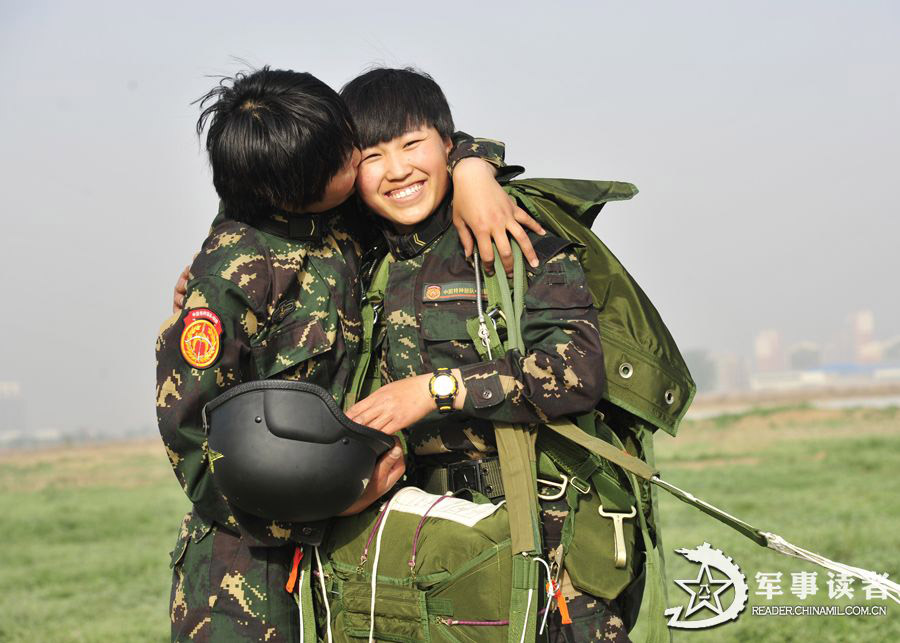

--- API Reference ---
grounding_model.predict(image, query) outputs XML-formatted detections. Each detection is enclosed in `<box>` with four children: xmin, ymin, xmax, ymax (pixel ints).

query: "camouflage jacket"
<box><xmin>374</xmin><ymin>196</ymin><xmax>605</xmax><ymax>459</ymax></box>
<box><xmin>156</xmin><ymin>203</ymin><xmax>365</xmax><ymax>546</ymax></box>
<box><xmin>156</xmin><ymin>137</ymin><xmax>510</xmax><ymax>545</ymax></box>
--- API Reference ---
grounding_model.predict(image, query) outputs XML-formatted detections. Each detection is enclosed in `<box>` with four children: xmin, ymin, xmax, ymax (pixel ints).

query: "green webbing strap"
<box><xmin>544</xmin><ymin>419</ymin><xmax>658</xmax><ymax>480</ymax></box>
<box><xmin>479</xmin><ymin>246</ymin><xmax>542</xmax><ymax>643</ymax></box>
<box><xmin>297</xmin><ymin>548</ymin><xmax>318</xmax><ymax>641</ymax></box>
<box><xmin>607</xmin><ymin>432</ymin><xmax>670</xmax><ymax>643</ymax></box>
<box><xmin>542</xmin><ymin>417</ymin><xmax>768</xmax><ymax>546</ymax></box>
<box><xmin>344</xmin><ymin>255</ymin><xmax>392</xmax><ymax>409</ymax></box>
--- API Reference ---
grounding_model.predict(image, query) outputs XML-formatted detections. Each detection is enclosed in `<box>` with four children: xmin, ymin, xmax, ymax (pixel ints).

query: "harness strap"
<box><xmin>475</xmin><ymin>246</ymin><xmax>542</xmax><ymax>643</ymax></box>
<box><xmin>344</xmin><ymin>254</ymin><xmax>392</xmax><ymax>409</ymax></box>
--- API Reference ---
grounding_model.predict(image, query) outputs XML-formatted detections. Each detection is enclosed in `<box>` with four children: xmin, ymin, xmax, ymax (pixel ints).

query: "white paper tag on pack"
<box><xmin>388</xmin><ymin>486</ymin><xmax>504</xmax><ymax>527</ymax></box>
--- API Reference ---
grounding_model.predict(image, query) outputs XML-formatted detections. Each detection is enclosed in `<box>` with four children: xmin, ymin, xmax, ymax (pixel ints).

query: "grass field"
<box><xmin>1</xmin><ymin>405</ymin><xmax>898</xmax><ymax>642</ymax></box>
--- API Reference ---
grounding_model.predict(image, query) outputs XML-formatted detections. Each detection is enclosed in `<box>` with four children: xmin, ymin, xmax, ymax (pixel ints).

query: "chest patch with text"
<box><xmin>422</xmin><ymin>282</ymin><xmax>487</xmax><ymax>302</ymax></box>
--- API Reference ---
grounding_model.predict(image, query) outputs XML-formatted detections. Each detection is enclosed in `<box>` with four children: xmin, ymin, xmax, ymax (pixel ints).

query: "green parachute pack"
<box><xmin>315</xmin><ymin>178</ymin><xmax>695</xmax><ymax>643</ymax></box>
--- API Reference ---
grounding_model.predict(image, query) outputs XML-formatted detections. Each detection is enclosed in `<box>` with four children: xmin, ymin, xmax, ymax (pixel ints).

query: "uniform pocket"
<box><xmin>169</xmin><ymin>511</ymin><xmax>213</xmax><ymax>568</ymax></box>
<box><xmin>339</xmin><ymin>581</ymin><xmax>430</xmax><ymax>642</ymax></box>
<box><xmin>420</xmin><ymin>306</ymin><xmax>485</xmax><ymax>368</ymax></box>
<box><xmin>251</xmin><ymin>317</ymin><xmax>333</xmax><ymax>379</ymax></box>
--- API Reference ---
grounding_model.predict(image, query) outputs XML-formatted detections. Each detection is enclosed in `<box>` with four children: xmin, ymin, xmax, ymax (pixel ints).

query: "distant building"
<box><xmin>883</xmin><ymin>337</ymin><xmax>900</xmax><ymax>362</ymax></box>
<box><xmin>712</xmin><ymin>353</ymin><xmax>750</xmax><ymax>392</ymax></box>
<box><xmin>853</xmin><ymin>310</ymin><xmax>880</xmax><ymax>363</ymax></box>
<box><xmin>0</xmin><ymin>381</ymin><xmax>26</xmax><ymax>433</ymax></box>
<box><xmin>754</xmin><ymin>329</ymin><xmax>784</xmax><ymax>372</ymax></box>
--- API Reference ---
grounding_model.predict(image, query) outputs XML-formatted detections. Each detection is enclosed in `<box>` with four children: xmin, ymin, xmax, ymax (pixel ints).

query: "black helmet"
<box><xmin>203</xmin><ymin>380</ymin><xmax>394</xmax><ymax>523</ymax></box>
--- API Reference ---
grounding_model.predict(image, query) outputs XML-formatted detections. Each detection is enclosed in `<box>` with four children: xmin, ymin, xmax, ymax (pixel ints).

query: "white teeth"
<box><xmin>388</xmin><ymin>182</ymin><xmax>424</xmax><ymax>199</ymax></box>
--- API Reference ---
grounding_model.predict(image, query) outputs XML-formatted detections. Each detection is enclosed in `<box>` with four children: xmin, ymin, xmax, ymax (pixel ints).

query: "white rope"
<box><xmin>314</xmin><ymin>546</ymin><xmax>333</xmax><ymax>643</ymax></box>
<box><xmin>369</xmin><ymin>497</ymin><xmax>398</xmax><ymax>643</ymax></box>
<box><xmin>533</xmin><ymin>556</ymin><xmax>555</xmax><ymax>635</ymax></box>
<box><xmin>762</xmin><ymin>532</ymin><xmax>900</xmax><ymax>605</ymax></box>
<box><xmin>518</xmin><ymin>587</ymin><xmax>535</xmax><ymax>643</ymax></box>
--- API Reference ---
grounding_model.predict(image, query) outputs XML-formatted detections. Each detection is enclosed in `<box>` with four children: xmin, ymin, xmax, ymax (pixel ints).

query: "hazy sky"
<box><xmin>1</xmin><ymin>1</ymin><xmax>898</xmax><ymax>434</ymax></box>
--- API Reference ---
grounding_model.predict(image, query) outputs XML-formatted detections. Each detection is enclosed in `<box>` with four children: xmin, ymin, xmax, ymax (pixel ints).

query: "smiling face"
<box><xmin>356</xmin><ymin>127</ymin><xmax>452</xmax><ymax>231</ymax></box>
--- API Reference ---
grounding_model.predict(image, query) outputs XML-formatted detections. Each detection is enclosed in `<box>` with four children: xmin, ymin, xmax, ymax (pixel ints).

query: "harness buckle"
<box><xmin>536</xmin><ymin>474</ymin><xmax>569</xmax><ymax>501</ymax></box>
<box><xmin>569</xmin><ymin>476</ymin><xmax>591</xmax><ymax>495</ymax></box>
<box><xmin>598</xmin><ymin>503</ymin><xmax>637</xmax><ymax>569</ymax></box>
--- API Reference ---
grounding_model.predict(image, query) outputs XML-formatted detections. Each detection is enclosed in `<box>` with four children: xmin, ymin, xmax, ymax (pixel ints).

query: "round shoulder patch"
<box><xmin>180</xmin><ymin>309</ymin><xmax>223</xmax><ymax>369</ymax></box>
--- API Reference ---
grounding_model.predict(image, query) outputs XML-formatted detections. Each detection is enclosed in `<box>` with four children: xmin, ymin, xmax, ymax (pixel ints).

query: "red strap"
<box><xmin>285</xmin><ymin>546</ymin><xmax>304</xmax><ymax>593</ymax></box>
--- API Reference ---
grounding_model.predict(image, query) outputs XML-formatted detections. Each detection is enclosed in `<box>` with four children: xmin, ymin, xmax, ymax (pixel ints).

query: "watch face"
<box><xmin>432</xmin><ymin>374</ymin><xmax>456</xmax><ymax>397</ymax></box>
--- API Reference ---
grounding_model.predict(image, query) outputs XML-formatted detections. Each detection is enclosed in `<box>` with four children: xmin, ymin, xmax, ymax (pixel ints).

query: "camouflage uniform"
<box><xmin>156</xmin><ymin>137</ymin><xmax>509</xmax><ymax>642</ymax></box>
<box><xmin>157</xmin><ymin>204</ymin><xmax>363</xmax><ymax>641</ymax></box>
<box><xmin>371</xmin><ymin>195</ymin><xmax>629</xmax><ymax>641</ymax></box>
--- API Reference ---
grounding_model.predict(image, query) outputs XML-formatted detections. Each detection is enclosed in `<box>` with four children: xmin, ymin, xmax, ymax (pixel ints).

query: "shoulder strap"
<box><xmin>477</xmin><ymin>245</ymin><xmax>542</xmax><ymax>643</ymax></box>
<box><xmin>344</xmin><ymin>254</ymin><xmax>392</xmax><ymax>409</ymax></box>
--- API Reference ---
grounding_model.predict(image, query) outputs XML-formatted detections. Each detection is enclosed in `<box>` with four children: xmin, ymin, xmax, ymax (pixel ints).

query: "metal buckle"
<box><xmin>569</xmin><ymin>476</ymin><xmax>591</xmax><ymax>495</ymax></box>
<box><xmin>598</xmin><ymin>503</ymin><xmax>637</xmax><ymax>569</ymax></box>
<box><xmin>486</xmin><ymin>306</ymin><xmax>505</xmax><ymax>329</ymax></box>
<box><xmin>536</xmin><ymin>475</ymin><xmax>569</xmax><ymax>501</ymax></box>
<box><xmin>448</xmin><ymin>461</ymin><xmax>484</xmax><ymax>495</ymax></box>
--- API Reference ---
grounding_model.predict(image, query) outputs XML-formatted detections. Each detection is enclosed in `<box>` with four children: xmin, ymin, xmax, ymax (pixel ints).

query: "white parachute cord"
<box><xmin>297</xmin><ymin>566</ymin><xmax>305</xmax><ymax>643</ymax></box>
<box><xmin>369</xmin><ymin>495</ymin><xmax>399</xmax><ymax>643</ymax></box>
<box><xmin>533</xmin><ymin>556</ymin><xmax>555</xmax><ymax>635</ymax></box>
<box><xmin>761</xmin><ymin>532</ymin><xmax>900</xmax><ymax>605</ymax></box>
<box><xmin>314</xmin><ymin>546</ymin><xmax>333</xmax><ymax>643</ymax></box>
<box><xmin>518</xmin><ymin>587</ymin><xmax>535</xmax><ymax>643</ymax></box>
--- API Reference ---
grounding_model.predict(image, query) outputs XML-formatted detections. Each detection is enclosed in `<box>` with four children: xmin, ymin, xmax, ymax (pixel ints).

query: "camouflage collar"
<box><xmin>254</xmin><ymin>211</ymin><xmax>327</xmax><ymax>242</ymax></box>
<box><xmin>380</xmin><ymin>192</ymin><xmax>453</xmax><ymax>260</ymax></box>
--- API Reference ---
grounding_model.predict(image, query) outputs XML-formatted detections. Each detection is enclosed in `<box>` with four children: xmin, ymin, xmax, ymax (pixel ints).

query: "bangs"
<box><xmin>341</xmin><ymin>68</ymin><xmax>454</xmax><ymax>149</ymax></box>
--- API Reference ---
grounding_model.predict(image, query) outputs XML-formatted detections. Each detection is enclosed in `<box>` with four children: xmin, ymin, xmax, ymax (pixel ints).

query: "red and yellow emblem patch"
<box><xmin>180</xmin><ymin>309</ymin><xmax>222</xmax><ymax>369</ymax></box>
<box><xmin>424</xmin><ymin>285</ymin><xmax>442</xmax><ymax>301</ymax></box>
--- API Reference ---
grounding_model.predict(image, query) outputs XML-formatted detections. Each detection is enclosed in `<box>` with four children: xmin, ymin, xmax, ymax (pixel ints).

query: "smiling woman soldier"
<box><xmin>157</xmin><ymin>66</ymin><xmax>542</xmax><ymax>642</ymax></box>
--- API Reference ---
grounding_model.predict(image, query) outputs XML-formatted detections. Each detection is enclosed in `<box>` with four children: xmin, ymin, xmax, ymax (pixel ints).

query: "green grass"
<box><xmin>0</xmin><ymin>441</ymin><xmax>189</xmax><ymax>642</ymax></box>
<box><xmin>1</xmin><ymin>406</ymin><xmax>897</xmax><ymax>642</ymax></box>
<box><xmin>632</xmin><ymin>405</ymin><xmax>900</xmax><ymax>642</ymax></box>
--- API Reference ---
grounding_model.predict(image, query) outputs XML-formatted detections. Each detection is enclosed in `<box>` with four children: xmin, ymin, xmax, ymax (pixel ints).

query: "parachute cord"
<box><xmin>369</xmin><ymin>493</ymin><xmax>399</xmax><ymax>642</ymax></box>
<box><xmin>314</xmin><ymin>546</ymin><xmax>333</xmax><ymax>643</ymax></box>
<box><xmin>761</xmin><ymin>532</ymin><xmax>900</xmax><ymax>605</ymax></box>
<box><xmin>533</xmin><ymin>556</ymin><xmax>555</xmax><ymax>635</ymax></box>
<box><xmin>518</xmin><ymin>587</ymin><xmax>534</xmax><ymax>643</ymax></box>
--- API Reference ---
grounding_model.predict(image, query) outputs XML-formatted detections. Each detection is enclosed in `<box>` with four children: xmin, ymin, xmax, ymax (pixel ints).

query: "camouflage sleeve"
<box><xmin>156</xmin><ymin>275</ymin><xmax>256</xmax><ymax>531</ymax></box>
<box><xmin>457</xmin><ymin>249</ymin><xmax>604</xmax><ymax>424</ymax></box>
<box><xmin>448</xmin><ymin>131</ymin><xmax>525</xmax><ymax>182</ymax></box>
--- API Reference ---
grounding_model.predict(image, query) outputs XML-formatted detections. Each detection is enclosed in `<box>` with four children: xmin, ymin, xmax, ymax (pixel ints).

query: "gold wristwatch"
<box><xmin>428</xmin><ymin>368</ymin><xmax>458</xmax><ymax>414</ymax></box>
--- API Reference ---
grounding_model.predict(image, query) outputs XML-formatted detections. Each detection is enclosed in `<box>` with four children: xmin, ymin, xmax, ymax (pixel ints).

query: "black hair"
<box><xmin>196</xmin><ymin>67</ymin><xmax>356</xmax><ymax>222</ymax></box>
<box><xmin>339</xmin><ymin>67</ymin><xmax>454</xmax><ymax>149</ymax></box>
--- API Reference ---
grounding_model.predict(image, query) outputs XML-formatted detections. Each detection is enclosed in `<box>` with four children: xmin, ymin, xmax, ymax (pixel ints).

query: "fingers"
<box><xmin>493</xmin><ymin>232</ymin><xmax>514</xmax><ymax>276</ymax></box>
<box><xmin>172</xmin><ymin>265</ymin><xmax>190</xmax><ymax>314</ymax></box>
<box><xmin>512</xmin><ymin>204</ymin><xmax>545</xmax><ymax>235</ymax></box>
<box><xmin>475</xmin><ymin>231</ymin><xmax>495</xmax><ymax>274</ymax></box>
<box><xmin>345</xmin><ymin>396</ymin><xmax>373</xmax><ymax>422</ymax></box>
<box><xmin>454</xmin><ymin>219</ymin><xmax>475</xmax><ymax>259</ymax></box>
<box><xmin>508</xmin><ymin>220</ymin><xmax>539</xmax><ymax>268</ymax></box>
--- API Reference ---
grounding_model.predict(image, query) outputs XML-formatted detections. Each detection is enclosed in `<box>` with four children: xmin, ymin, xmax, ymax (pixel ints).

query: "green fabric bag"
<box><xmin>504</xmin><ymin>179</ymin><xmax>696</xmax><ymax>437</ymax></box>
<box><xmin>322</xmin><ymin>487</ymin><xmax>515</xmax><ymax>642</ymax></box>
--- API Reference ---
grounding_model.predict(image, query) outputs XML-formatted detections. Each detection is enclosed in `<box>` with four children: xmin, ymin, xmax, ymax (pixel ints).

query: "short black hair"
<box><xmin>196</xmin><ymin>67</ymin><xmax>356</xmax><ymax>222</ymax></box>
<box><xmin>340</xmin><ymin>67</ymin><xmax>454</xmax><ymax>149</ymax></box>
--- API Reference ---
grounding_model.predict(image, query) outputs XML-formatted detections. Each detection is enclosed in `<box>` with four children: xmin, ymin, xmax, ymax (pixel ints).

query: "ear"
<box><xmin>443</xmin><ymin>137</ymin><xmax>453</xmax><ymax>155</ymax></box>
